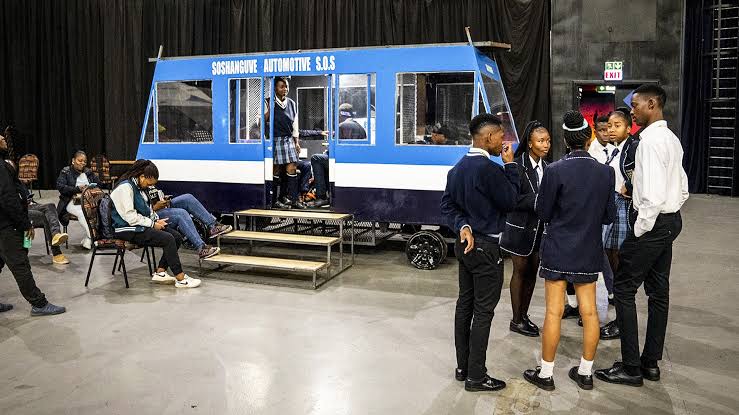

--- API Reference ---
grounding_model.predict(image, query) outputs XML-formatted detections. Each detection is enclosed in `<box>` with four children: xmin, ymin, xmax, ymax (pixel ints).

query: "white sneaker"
<box><xmin>175</xmin><ymin>275</ymin><xmax>201</xmax><ymax>288</ymax></box>
<box><xmin>151</xmin><ymin>271</ymin><xmax>177</xmax><ymax>284</ymax></box>
<box><xmin>81</xmin><ymin>238</ymin><xmax>92</xmax><ymax>250</ymax></box>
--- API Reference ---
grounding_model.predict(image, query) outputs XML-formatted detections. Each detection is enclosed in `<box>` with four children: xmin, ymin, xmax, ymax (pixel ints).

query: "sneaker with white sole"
<box><xmin>175</xmin><ymin>275</ymin><xmax>201</xmax><ymax>288</ymax></box>
<box><xmin>198</xmin><ymin>245</ymin><xmax>220</xmax><ymax>260</ymax></box>
<box><xmin>151</xmin><ymin>271</ymin><xmax>177</xmax><ymax>284</ymax></box>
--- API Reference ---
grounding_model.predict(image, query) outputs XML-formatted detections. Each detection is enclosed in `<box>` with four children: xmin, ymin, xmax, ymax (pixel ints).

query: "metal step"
<box><xmin>202</xmin><ymin>254</ymin><xmax>328</xmax><ymax>273</ymax></box>
<box><xmin>235</xmin><ymin>208</ymin><xmax>352</xmax><ymax>222</ymax></box>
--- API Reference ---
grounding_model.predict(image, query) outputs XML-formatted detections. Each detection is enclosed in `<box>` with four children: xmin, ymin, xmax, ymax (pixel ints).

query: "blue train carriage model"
<box><xmin>136</xmin><ymin>41</ymin><xmax>518</xmax><ymax>269</ymax></box>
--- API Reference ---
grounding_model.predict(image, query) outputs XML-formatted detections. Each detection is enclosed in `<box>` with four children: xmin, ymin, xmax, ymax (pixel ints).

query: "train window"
<box><xmin>481</xmin><ymin>74</ymin><xmax>518</xmax><ymax>143</ymax></box>
<box><xmin>230</xmin><ymin>78</ymin><xmax>264</xmax><ymax>143</ymax></box>
<box><xmin>337</xmin><ymin>74</ymin><xmax>375</xmax><ymax>143</ymax></box>
<box><xmin>297</xmin><ymin>87</ymin><xmax>326</xmax><ymax>131</ymax></box>
<box><xmin>156</xmin><ymin>80</ymin><xmax>213</xmax><ymax>143</ymax></box>
<box><xmin>395</xmin><ymin>72</ymin><xmax>474</xmax><ymax>146</ymax></box>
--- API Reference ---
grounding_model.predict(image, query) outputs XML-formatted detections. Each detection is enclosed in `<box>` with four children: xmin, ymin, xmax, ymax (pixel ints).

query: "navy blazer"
<box><xmin>500</xmin><ymin>153</ymin><xmax>547</xmax><ymax>256</ymax></box>
<box><xmin>536</xmin><ymin>150</ymin><xmax>616</xmax><ymax>275</ymax></box>
<box><xmin>619</xmin><ymin>135</ymin><xmax>640</xmax><ymax>196</ymax></box>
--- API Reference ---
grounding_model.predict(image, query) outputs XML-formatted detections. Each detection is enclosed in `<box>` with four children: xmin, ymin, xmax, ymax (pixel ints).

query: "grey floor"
<box><xmin>0</xmin><ymin>193</ymin><xmax>737</xmax><ymax>415</ymax></box>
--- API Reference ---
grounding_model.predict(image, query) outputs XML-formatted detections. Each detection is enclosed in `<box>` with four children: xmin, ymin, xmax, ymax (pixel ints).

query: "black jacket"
<box><xmin>56</xmin><ymin>165</ymin><xmax>99</xmax><ymax>225</ymax></box>
<box><xmin>619</xmin><ymin>135</ymin><xmax>640</xmax><ymax>196</ymax></box>
<box><xmin>0</xmin><ymin>160</ymin><xmax>31</xmax><ymax>232</ymax></box>
<box><xmin>500</xmin><ymin>154</ymin><xmax>547</xmax><ymax>256</ymax></box>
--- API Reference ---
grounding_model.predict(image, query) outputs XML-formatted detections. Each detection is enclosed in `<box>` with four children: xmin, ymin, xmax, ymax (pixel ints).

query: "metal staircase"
<box><xmin>707</xmin><ymin>0</ymin><xmax>739</xmax><ymax>196</ymax></box>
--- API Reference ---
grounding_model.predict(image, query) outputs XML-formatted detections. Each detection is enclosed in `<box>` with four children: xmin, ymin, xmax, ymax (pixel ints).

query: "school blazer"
<box><xmin>500</xmin><ymin>154</ymin><xmax>547</xmax><ymax>257</ymax></box>
<box><xmin>535</xmin><ymin>151</ymin><xmax>616</xmax><ymax>274</ymax></box>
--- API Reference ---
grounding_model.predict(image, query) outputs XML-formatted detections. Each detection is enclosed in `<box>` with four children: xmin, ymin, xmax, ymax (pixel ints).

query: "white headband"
<box><xmin>562</xmin><ymin>119</ymin><xmax>589</xmax><ymax>132</ymax></box>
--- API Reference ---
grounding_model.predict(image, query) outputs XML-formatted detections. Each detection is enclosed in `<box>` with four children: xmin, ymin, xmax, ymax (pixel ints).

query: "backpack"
<box><xmin>98</xmin><ymin>195</ymin><xmax>116</xmax><ymax>239</ymax></box>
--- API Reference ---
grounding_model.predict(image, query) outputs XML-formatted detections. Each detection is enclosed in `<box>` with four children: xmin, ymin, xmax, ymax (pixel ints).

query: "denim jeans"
<box><xmin>311</xmin><ymin>153</ymin><xmax>329</xmax><ymax>198</ymax></box>
<box><xmin>157</xmin><ymin>194</ymin><xmax>216</xmax><ymax>250</ymax></box>
<box><xmin>297</xmin><ymin>160</ymin><xmax>312</xmax><ymax>193</ymax></box>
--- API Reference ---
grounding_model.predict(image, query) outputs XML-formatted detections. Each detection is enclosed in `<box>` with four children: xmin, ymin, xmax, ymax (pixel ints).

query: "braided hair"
<box><xmin>514</xmin><ymin>120</ymin><xmax>548</xmax><ymax>158</ymax></box>
<box><xmin>117</xmin><ymin>159</ymin><xmax>159</xmax><ymax>183</ymax></box>
<box><xmin>562</xmin><ymin>111</ymin><xmax>591</xmax><ymax>150</ymax></box>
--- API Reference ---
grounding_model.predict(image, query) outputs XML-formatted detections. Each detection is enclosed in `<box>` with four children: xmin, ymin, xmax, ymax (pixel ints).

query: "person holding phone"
<box><xmin>56</xmin><ymin>150</ymin><xmax>99</xmax><ymax>249</ymax></box>
<box><xmin>148</xmin><ymin>188</ymin><xmax>231</xmax><ymax>260</ymax></box>
<box><xmin>440</xmin><ymin>114</ymin><xmax>519</xmax><ymax>393</ymax></box>
<box><xmin>110</xmin><ymin>160</ymin><xmax>200</xmax><ymax>288</ymax></box>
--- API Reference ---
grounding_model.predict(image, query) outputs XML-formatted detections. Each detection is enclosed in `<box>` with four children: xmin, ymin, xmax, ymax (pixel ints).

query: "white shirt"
<box><xmin>606</xmin><ymin>139</ymin><xmax>628</xmax><ymax>192</ymax></box>
<box><xmin>588</xmin><ymin>140</ymin><xmax>614</xmax><ymax>164</ymax></box>
<box><xmin>632</xmin><ymin>120</ymin><xmax>689</xmax><ymax>237</ymax></box>
<box><xmin>529</xmin><ymin>155</ymin><xmax>544</xmax><ymax>186</ymax></box>
<box><xmin>75</xmin><ymin>172</ymin><xmax>90</xmax><ymax>187</ymax></box>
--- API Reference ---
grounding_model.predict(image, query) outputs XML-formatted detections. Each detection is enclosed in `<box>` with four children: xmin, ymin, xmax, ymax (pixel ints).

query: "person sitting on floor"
<box><xmin>110</xmin><ymin>160</ymin><xmax>201</xmax><ymax>288</ymax></box>
<box><xmin>146</xmin><ymin>187</ymin><xmax>231</xmax><ymax>260</ymax></box>
<box><xmin>56</xmin><ymin>150</ymin><xmax>99</xmax><ymax>250</ymax></box>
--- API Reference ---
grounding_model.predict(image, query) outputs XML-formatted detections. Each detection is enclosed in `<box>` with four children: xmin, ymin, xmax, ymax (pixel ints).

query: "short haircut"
<box><xmin>469</xmin><ymin>113</ymin><xmax>502</xmax><ymax>136</ymax></box>
<box><xmin>595</xmin><ymin>114</ymin><xmax>610</xmax><ymax>125</ymax></box>
<box><xmin>608</xmin><ymin>108</ymin><xmax>631</xmax><ymax>127</ymax></box>
<box><xmin>72</xmin><ymin>150</ymin><xmax>86</xmax><ymax>160</ymax></box>
<box><xmin>274</xmin><ymin>77</ymin><xmax>288</xmax><ymax>88</ymax></box>
<box><xmin>633</xmin><ymin>84</ymin><xmax>667</xmax><ymax>108</ymax></box>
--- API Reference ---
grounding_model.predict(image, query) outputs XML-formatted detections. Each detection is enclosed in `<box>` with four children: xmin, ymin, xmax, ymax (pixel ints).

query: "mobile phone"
<box><xmin>164</xmin><ymin>195</ymin><xmax>173</xmax><ymax>200</ymax></box>
<box><xmin>88</xmin><ymin>183</ymin><xmax>98</xmax><ymax>188</ymax></box>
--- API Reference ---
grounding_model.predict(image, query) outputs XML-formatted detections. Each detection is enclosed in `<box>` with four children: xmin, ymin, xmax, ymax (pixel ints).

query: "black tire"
<box><xmin>429</xmin><ymin>230</ymin><xmax>448</xmax><ymax>264</ymax></box>
<box><xmin>406</xmin><ymin>230</ymin><xmax>446</xmax><ymax>270</ymax></box>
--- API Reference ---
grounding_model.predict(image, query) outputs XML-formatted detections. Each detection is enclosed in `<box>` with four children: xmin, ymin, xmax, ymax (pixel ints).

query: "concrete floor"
<box><xmin>0</xmin><ymin>193</ymin><xmax>737</xmax><ymax>414</ymax></box>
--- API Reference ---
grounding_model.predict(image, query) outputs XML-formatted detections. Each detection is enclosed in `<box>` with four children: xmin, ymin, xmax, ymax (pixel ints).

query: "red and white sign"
<box><xmin>604</xmin><ymin>70</ymin><xmax>623</xmax><ymax>80</ymax></box>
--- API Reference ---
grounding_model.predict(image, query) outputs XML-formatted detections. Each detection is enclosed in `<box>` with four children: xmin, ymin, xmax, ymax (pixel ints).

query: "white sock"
<box><xmin>539</xmin><ymin>360</ymin><xmax>554</xmax><ymax>378</ymax></box>
<box><xmin>567</xmin><ymin>294</ymin><xmax>579</xmax><ymax>308</ymax></box>
<box><xmin>578</xmin><ymin>357</ymin><xmax>594</xmax><ymax>376</ymax></box>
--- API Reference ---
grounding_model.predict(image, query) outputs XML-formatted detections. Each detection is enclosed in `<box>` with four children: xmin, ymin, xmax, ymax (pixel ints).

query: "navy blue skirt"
<box><xmin>539</xmin><ymin>267</ymin><xmax>598</xmax><ymax>284</ymax></box>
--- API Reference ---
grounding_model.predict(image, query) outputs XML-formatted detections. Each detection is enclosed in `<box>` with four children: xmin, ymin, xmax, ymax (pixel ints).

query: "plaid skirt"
<box><xmin>274</xmin><ymin>136</ymin><xmax>299</xmax><ymax>165</ymax></box>
<box><xmin>604</xmin><ymin>193</ymin><xmax>630</xmax><ymax>249</ymax></box>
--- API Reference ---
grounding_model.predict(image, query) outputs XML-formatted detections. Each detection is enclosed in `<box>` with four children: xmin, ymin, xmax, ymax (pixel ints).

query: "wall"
<box><xmin>550</xmin><ymin>0</ymin><xmax>684</xmax><ymax>157</ymax></box>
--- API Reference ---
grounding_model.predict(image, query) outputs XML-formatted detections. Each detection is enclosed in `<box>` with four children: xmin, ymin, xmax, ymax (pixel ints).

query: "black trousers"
<box><xmin>454</xmin><ymin>236</ymin><xmax>504</xmax><ymax>380</ymax></box>
<box><xmin>614</xmin><ymin>212</ymin><xmax>682</xmax><ymax>367</ymax></box>
<box><xmin>117</xmin><ymin>227</ymin><xmax>184</xmax><ymax>275</ymax></box>
<box><xmin>0</xmin><ymin>228</ymin><xmax>48</xmax><ymax>308</ymax></box>
<box><xmin>28</xmin><ymin>203</ymin><xmax>63</xmax><ymax>256</ymax></box>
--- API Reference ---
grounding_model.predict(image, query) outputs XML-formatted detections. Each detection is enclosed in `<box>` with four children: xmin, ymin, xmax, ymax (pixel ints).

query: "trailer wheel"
<box><xmin>406</xmin><ymin>230</ymin><xmax>447</xmax><ymax>270</ymax></box>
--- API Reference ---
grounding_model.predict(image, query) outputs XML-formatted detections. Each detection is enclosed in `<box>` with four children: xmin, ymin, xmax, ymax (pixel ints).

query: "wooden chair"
<box><xmin>89</xmin><ymin>154</ymin><xmax>113</xmax><ymax>191</ymax></box>
<box><xmin>80</xmin><ymin>188</ymin><xmax>153</xmax><ymax>288</ymax></box>
<box><xmin>18</xmin><ymin>154</ymin><xmax>40</xmax><ymax>198</ymax></box>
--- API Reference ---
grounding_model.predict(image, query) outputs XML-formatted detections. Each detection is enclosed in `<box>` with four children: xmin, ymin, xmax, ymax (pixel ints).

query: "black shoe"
<box><xmin>523</xmin><ymin>367</ymin><xmax>555</xmax><ymax>391</ymax></box>
<box><xmin>291</xmin><ymin>199</ymin><xmax>307</xmax><ymax>209</ymax></box>
<box><xmin>309</xmin><ymin>198</ymin><xmax>329</xmax><ymax>208</ymax></box>
<box><xmin>464</xmin><ymin>375</ymin><xmax>506</xmax><ymax>392</ymax></box>
<box><xmin>510</xmin><ymin>319</ymin><xmax>540</xmax><ymax>337</ymax></box>
<box><xmin>594</xmin><ymin>362</ymin><xmax>643</xmax><ymax>387</ymax></box>
<box><xmin>273</xmin><ymin>199</ymin><xmax>292</xmax><ymax>210</ymax></box>
<box><xmin>562</xmin><ymin>304</ymin><xmax>579</xmax><ymax>319</ymax></box>
<box><xmin>455</xmin><ymin>368</ymin><xmax>467</xmax><ymax>381</ymax></box>
<box><xmin>600</xmin><ymin>320</ymin><xmax>620</xmax><ymax>340</ymax></box>
<box><xmin>0</xmin><ymin>303</ymin><xmax>12</xmax><ymax>313</ymax></box>
<box><xmin>577</xmin><ymin>317</ymin><xmax>583</xmax><ymax>327</ymax></box>
<box><xmin>640</xmin><ymin>364</ymin><xmax>660</xmax><ymax>381</ymax></box>
<box><xmin>569</xmin><ymin>366</ymin><xmax>593</xmax><ymax>390</ymax></box>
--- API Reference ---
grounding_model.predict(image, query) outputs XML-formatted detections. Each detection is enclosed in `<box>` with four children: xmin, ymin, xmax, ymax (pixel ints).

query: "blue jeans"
<box><xmin>297</xmin><ymin>160</ymin><xmax>312</xmax><ymax>193</ymax></box>
<box><xmin>311</xmin><ymin>153</ymin><xmax>329</xmax><ymax>198</ymax></box>
<box><xmin>158</xmin><ymin>194</ymin><xmax>216</xmax><ymax>249</ymax></box>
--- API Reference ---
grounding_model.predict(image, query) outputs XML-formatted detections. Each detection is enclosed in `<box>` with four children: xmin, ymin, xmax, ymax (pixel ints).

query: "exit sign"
<box><xmin>604</xmin><ymin>61</ymin><xmax>623</xmax><ymax>80</ymax></box>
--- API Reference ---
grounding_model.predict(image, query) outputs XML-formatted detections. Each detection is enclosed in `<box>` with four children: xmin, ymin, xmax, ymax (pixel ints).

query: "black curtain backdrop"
<box><xmin>680</xmin><ymin>0</ymin><xmax>711</xmax><ymax>194</ymax></box>
<box><xmin>0</xmin><ymin>0</ymin><xmax>550</xmax><ymax>187</ymax></box>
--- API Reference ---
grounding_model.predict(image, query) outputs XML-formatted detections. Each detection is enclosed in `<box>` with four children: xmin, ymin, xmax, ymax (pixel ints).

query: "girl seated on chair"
<box><xmin>109</xmin><ymin>159</ymin><xmax>201</xmax><ymax>288</ymax></box>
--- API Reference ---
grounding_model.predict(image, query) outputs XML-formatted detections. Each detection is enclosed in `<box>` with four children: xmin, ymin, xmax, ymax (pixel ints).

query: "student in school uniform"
<box><xmin>523</xmin><ymin>111</ymin><xmax>615</xmax><ymax>391</ymax></box>
<box><xmin>500</xmin><ymin>120</ymin><xmax>551</xmax><ymax>337</ymax></box>
<box><xmin>596</xmin><ymin>85</ymin><xmax>688</xmax><ymax>387</ymax></box>
<box><xmin>441</xmin><ymin>113</ymin><xmax>519</xmax><ymax>393</ymax></box>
